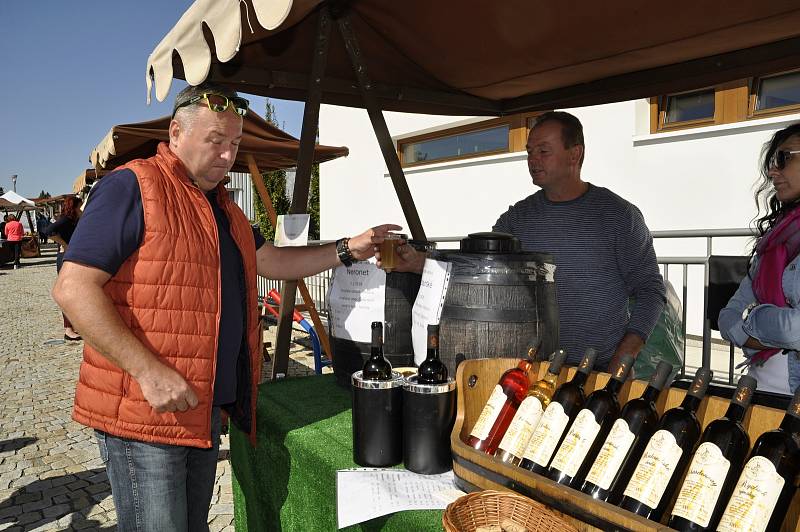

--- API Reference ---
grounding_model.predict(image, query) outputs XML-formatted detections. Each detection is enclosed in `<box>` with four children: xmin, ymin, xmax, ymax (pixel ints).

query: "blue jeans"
<box><xmin>96</xmin><ymin>407</ymin><xmax>222</xmax><ymax>532</ymax></box>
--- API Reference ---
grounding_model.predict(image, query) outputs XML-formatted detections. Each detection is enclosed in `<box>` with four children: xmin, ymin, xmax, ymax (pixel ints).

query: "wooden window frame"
<box><xmin>397</xmin><ymin>111</ymin><xmax>549</xmax><ymax>168</ymax></box>
<box><xmin>650</xmin><ymin>70</ymin><xmax>800</xmax><ymax>134</ymax></box>
<box><xmin>748</xmin><ymin>69</ymin><xmax>800</xmax><ymax>120</ymax></box>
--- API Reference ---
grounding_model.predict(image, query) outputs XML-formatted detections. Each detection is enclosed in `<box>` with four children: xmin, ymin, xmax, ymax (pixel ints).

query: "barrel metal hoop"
<box><xmin>440</xmin><ymin>306</ymin><xmax>540</xmax><ymax>322</ymax></box>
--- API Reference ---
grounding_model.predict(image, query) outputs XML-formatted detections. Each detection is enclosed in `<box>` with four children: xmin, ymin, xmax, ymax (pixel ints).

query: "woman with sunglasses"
<box><xmin>719</xmin><ymin>123</ymin><xmax>800</xmax><ymax>394</ymax></box>
<box><xmin>45</xmin><ymin>195</ymin><xmax>82</xmax><ymax>341</ymax></box>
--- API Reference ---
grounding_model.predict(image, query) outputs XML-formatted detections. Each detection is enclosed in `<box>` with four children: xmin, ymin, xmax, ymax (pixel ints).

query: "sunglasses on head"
<box><xmin>173</xmin><ymin>93</ymin><xmax>249</xmax><ymax>118</ymax></box>
<box><xmin>770</xmin><ymin>149</ymin><xmax>800</xmax><ymax>170</ymax></box>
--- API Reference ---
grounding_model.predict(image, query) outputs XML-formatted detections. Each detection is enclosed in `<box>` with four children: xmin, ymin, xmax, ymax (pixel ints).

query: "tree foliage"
<box><xmin>37</xmin><ymin>190</ymin><xmax>51</xmax><ymax>199</ymax></box>
<box><xmin>253</xmin><ymin>98</ymin><xmax>321</xmax><ymax>242</ymax></box>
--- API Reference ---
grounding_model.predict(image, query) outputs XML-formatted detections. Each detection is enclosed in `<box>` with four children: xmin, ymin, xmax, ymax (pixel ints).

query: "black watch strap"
<box><xmin>336</xmin><ymin>237</ymin><xmax>355</xmax><ymax>267</ymax></box>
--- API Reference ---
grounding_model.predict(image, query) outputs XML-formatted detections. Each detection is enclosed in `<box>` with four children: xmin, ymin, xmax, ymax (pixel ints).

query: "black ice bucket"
<box><xmin>402</xmin><ymin>376</ymin><xmax>456</xmax><ymax>474</ymax></box>
<box><xmin>351</xmin><ymin>370</ymin><xmax>404</xmax><ymax>467</ymax></box>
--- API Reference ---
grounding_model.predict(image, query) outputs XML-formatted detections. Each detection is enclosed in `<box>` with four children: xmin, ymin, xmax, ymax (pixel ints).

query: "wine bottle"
<box><xmin>548</xmin><ymin>354</ymin><xmax>635</xmax><ymax>487</ymax></box>
<box><xmin>519</xmin><ymin>348</ymin><xmax>598</xmax><ymax>474</ymax></box>
<box><xmin>417</xmin><ymin>324</ymin><xmax>447</xmax><ymax>384</ymax></box>
<box><xmin>361</xmin><ymin>322</ymin><xmax>392</xmax><ymax>380</ymax></box>
<box><xmin>717</xmin><ymin>385</ymin><xmax>800</xmax><ymax>532</ymax></box>
<box><xmin>465</xmin><ymin>341</ymin><xmax>541</xmax><ymax>454</ymax></box>
<box><xmin>580</xmin><ymin>360</ymin><xmax>673</xmax><ymax>503</ymax></box>
<box><xmin>669</xmin><ymin>375</ymin><xmax>756</xmax><ymax>531</ymax></box>
<box><xmin>619</xmin><ymin>367</ymin><xmax>713</xmax><ymax>522</ymax></box>
<box><xmin>494</xmin><ymin>349</ymin><xmax>568</xmax><ymax>465</ymax></box>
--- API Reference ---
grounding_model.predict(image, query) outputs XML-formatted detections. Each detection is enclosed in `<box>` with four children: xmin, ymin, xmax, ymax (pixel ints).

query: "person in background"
<box><xmin>719</xmin><ymin>123</ymin><xmax>800</xmax><ymax>395</ymax></box>
<box><xmin>36</xmin><ymin>212</ymin><xmax>50</xmax><ymax>244</ymax></box>
<box><xmin>4</xmin><ymin>214</ymin><xmax>24</xmax><ymax>269</ymax></box>
<box><xmin>0</xmin><ymin>214</ymin><xmax>8</xmax><ymax>239</ymax></box>
<box><xmin>52</xmin><ymin>81</ymin><xmax>400</xmax><ymax>531</ymax></box>
<box><xmin>388</xmin><ymin>111</ymin><xmax>665</xmax><ymax>371</ymax></box>
<box><xmin>45</xmin><ymin>196</ymin><xmax>83</xmax><ymax>341</ymax></box>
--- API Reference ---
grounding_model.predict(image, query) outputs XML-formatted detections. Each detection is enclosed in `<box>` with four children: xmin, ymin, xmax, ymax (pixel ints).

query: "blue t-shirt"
<box><xmin>65</xmin><ymin>169</ymin><xmax>266</xmax><ymax>405</ymax></box>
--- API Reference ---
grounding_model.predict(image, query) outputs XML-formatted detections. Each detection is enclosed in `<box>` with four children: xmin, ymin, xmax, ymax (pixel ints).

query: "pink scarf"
<box><xmin>751</xmin><ymin>206</ymin><xmax>800</xmax><ymax>364</ymax></box>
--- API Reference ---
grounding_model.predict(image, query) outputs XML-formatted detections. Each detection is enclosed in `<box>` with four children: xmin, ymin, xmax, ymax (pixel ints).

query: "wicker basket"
<box><xmin>442</xmin><ymin>490</ymin><xmax>578</xmax><ymax>532</ymax></box>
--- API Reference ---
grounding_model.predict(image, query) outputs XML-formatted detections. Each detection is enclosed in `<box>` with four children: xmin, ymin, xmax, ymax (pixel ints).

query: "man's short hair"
<box><xmin>172</xmin><ymin>81</ymin><xmax>241</xmax><ymax>116</ymax></box>
<box><xmin>532</xmin><ymin>111</ymin><xmax>585</xmax><ymax>165</ymax></box>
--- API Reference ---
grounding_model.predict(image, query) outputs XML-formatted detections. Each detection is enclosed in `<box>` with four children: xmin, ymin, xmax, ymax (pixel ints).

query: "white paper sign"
<box><xmin>411</xmin><ymin>258</ymin><xmax>452</xmax><ymax>364</ymax></box>
<box><xmin>274</xmin><ymin>214</ymin><xmax>310</xmax><ymax>247</ymax></box>
<box><xmin>336</xmin><ymin>469</ymin><xmax>462</xmax><ymax>529</ymax></box>
<box><xmin>328</xmin><ymin>259</ymin><xmax>386</xmax><ymax>342</ymax></box>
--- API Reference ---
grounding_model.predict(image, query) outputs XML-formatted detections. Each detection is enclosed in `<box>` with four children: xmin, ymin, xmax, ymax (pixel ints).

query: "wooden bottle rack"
<box><xmin>450</xmin><ymin>358</ymin><xmax>800</xmax><ymax>532</ymax></box>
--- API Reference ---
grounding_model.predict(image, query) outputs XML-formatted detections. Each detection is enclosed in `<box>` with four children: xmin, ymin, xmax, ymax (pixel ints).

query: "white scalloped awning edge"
<box><xmin>146</xmin><ymin>0</ymin><xmax>294</xmax><ymax>103</ymax></box>
<box><xmin>90</xmin><ymin>128</ymin><xmax>120</xmax><ymax>170</ymax></box>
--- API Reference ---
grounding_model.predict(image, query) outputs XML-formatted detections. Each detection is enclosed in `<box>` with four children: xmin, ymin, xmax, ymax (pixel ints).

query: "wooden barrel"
<box><xmin>330</xmin><ymin>272</ymin><xmax>420</xmax><ymax>387</ymax></box>
<box><xmin>435</xmin><ymin>233</ymin><xmax>559</xmax><ymax>375</ymax></box>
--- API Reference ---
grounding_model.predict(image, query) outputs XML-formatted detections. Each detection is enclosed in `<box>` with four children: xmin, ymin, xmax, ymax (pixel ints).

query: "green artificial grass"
<box><xmin>230</xmin><ymin>373</ymin><xmax>444</xmax><ymax>531</ymax></box>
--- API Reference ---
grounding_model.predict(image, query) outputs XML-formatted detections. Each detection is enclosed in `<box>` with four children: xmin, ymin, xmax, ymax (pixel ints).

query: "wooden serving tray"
<box><xmin>450</xmin><ymin>358</ymin><xmax>800</xmax><ymax>532</ymax></box>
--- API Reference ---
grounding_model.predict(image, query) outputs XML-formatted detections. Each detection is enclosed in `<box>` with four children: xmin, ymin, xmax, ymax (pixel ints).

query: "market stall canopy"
<box><xmin>72</xmin><ymin>168</ymin><xmax>109</xmax><ymax>195</ymax></box>
<box><xmin>0</xmin><ymin>198</ymin><xmax>38</xmax><ymax>212</ymax></box>
<box><xmin>147</xmin><ymin>0</ymin><xmax>800</xmax><ymax>116</ymax></box>
<box><xmin>0</xmin><ymin>191</ymin><xmax>35</xmax><ymax>207</ymax></box>
<box><xmin>90</xmin><ymin>112</ymin><xmax>349</xmax><ymax>173</ymax></box>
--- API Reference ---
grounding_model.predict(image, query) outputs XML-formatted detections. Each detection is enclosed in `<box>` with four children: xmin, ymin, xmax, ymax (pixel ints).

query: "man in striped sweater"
<box><xmin>491</xmin><ymin>112</ymin><xmax>665</xmax><ymax>370</ymax></box>
<box><xmin>391</xmin><ymin>112</ymin><xmax>665</xmax><ymax>371</ymax></box>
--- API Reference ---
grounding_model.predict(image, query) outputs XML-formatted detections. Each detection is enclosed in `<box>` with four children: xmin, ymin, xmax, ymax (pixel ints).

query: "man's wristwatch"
<box><xmin>336</xmin><ymin>237</ymin><xmax>355</xmax><ymax>267</ymax></box>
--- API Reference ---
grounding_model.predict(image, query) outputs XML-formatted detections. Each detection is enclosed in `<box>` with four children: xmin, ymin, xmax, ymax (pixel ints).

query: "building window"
<box><xmin>400</xmin><ymin>125</ymin><xmax>510</xmax><ymax>165</ymax></box>
<box><xmin>397</xmin><ymin>112</ymin><xmax>547</xmax><ymax>167</ymax></box>
<box><xmin>751</xmin><ymin>70</ymin><xmax>800</xmax><ymax>117</ymax></box>
<box><xmin>650</xmin><ymin>69</ymin><xmax>800</xmax><ymax>133</ymax></box>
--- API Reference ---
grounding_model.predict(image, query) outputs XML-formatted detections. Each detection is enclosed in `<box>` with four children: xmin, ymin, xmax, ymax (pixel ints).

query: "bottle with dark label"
<box><xmin>580</xmin><ymin>360</ymin><xmax>673</xmax><ymax>503</ymax></box>
<box><xmin>619</xmin><ymin>367</ymin><xmax>713</xmax><ymax>522</ymax></box>
<box><xmin>495</xmin><ymin>349</ymin><xmax>568</xmax><ymax>465</ymax></box>
<box><xmin>669</xmin><ymin>375</ymin><xmax>756</xmax><ymax>531</ymax></box>
<box><xmin>417</xmin><ymin>324</ymin><xmax>447</xmax><ymax>384</ymax></box>
<box><xmin>548</xmin><ymin>354</ymin><xmax>635</xmax><ymax>487</ymax></box>
<box><xmin>465</xmin><ymin>340</ymin><xmax>541</xmax><ymax>454</ymax></box>
<box><xmin>361</xmin><ymin>322</ymin><xmax>392</xmax><ymax>380</ymax></box>
<box><xmin>717</xmin><ymin>385</ymin><xmax>800</xmax><ymax>532</ymax></box>
<box><xmin>519</xmin><ymin>348</ymin><xmax>598</xmax><ymax>475</ymax></box>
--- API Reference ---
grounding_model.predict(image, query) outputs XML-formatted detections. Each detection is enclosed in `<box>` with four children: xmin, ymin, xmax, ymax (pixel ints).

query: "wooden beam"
<box><xmin>337</xmin><ymin>13</ymin><xmax>427</xmax><ymax>241</ymax></box>
<box><xmin>246</xmin><ymin>154</ymin><xmax>334</xmax><ymax>374</ymax></box>
<box><xmin>272</xmin><ymin>5</ymin><xmax>332</xmax><ymax>378</ymax></box>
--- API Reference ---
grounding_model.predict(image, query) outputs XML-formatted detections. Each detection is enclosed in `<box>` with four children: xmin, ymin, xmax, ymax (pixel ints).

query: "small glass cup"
<box><xmin>379</xmin><ymin>233</ymin><xmax>408</xmax><ymax>273</ymax></box>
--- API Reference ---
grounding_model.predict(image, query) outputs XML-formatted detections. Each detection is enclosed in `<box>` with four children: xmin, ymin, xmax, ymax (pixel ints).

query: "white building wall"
<box><xmin>318</xmin><ymin>101</ymin><xmax>800</xmax><ymax>336</ymax></box>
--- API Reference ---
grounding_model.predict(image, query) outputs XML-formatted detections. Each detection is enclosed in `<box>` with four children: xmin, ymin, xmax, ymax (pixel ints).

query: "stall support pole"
<box><xmin>246</xmin><ymin>154</ymin><xmax>333</xmax><ymax>369</ymax></box>
<box><xmin>337</xmin><ymin>14</ymin><xmax>427</xmax><ymax>241</ymax></box>
<box><xmin>272</xmin><ymin>6</ymin><xmax>331</xmax><ymax>378</ymax></box>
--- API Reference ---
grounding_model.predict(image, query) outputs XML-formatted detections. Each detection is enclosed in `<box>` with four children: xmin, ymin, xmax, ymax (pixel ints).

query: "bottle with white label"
<box><xmin>717</xmin><ymin>385</ymin><xmax>800</xmax><ymax>532</ymax></box>
<box><xmin>548</xmin><ymin>354</ymin><xmax>634</xmax><ymax>487</ymax></box>
<box><xmin>465</xmin><ymin>340</ymin><xmax>541</xmax><ymax>454</ymax></box>
<box><xmin>519</xmin><ymin>348</ymin><xmax>598</xmax><ymax>475</ymax></box>
<box><xmin>495</xmin><ymin>349</ymin><xmax>568</xmax><ymax>465</ymax></box>
<box><xmin>620</xmin><ymin>367</ymin><xmax>713</xmax><ymax>522</ymax></box>
<box><xmin>580</xmin><ymin>360</ymin><xmax>673</xmax><ymax>503</ymax></box>
<box><xmin>669</xmin><ymin>375</ymin><xmax>756</xmax><ymax>531</ymax></box>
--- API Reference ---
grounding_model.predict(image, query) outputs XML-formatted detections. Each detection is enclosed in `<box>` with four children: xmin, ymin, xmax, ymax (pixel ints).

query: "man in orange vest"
<box><xmin>52</xmin><ymin>82</ymin><xmax>400</xmax><ymax>531</ymax></box>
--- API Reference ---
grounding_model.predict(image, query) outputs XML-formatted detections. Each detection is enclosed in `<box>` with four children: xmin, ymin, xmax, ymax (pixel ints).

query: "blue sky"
<box><xmin>0</xmin><ymin>2</ymin><xmax>304</xmax><ymax>199</ymax></box>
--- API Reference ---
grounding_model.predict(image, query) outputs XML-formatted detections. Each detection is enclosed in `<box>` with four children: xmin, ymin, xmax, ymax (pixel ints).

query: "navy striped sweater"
<box><xmin>493</xmin><ymin>184</ymin><xmax>666</xmax><ymax>368</ymax></box>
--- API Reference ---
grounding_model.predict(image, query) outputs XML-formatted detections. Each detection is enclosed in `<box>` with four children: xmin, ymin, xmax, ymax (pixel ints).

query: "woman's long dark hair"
<box><xmin>61</xmin><ymin>196</ymin><xmax>82</xmax><ymax>222</ymax></box>
<box><xmin>751</xmin><ymin>123</ymin><xmax>800</xmax><ymax>255</ymax></box>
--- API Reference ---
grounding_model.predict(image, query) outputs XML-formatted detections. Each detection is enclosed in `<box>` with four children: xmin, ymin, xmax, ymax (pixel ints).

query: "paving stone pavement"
<box><xmin>0</xmin><ymin>246</ymin><xmax>326</xmax><ymax>531</ymax></box>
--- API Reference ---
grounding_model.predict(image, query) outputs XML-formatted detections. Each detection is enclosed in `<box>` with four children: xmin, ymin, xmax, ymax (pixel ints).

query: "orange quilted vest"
<box><xmin>72</xmin><ymin>143</ymin><xmax>261</xmax><ymax>448</ymax></box>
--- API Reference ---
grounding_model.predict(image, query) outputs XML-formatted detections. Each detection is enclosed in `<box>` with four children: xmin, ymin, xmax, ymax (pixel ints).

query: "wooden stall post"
<box><xmin>272</xmin><ymin>6</ymin><xmax>332</xmax><ymax>378</ymax></box>
<box><xmin>246</xmin><ymin>154</ymin><xmax>333</xmax><ymax>371</ymax></box>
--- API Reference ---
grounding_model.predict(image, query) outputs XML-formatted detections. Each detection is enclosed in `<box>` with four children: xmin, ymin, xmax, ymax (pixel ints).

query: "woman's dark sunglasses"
<box><xmin>770</xmin><ymin>149</ymin><xmax>800</xmax><ymax>170</ymax></box>
<box><xmin>172</xmin><ymin>93</ymin><xmax>249</xmax><ymax>118</ymax></box>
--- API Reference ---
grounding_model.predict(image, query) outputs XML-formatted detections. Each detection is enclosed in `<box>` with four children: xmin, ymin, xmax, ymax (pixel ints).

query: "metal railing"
<box><xmin>259</xmin><ymin>229</ymin><xmax>756</xmax><ymax>384</ymax></box>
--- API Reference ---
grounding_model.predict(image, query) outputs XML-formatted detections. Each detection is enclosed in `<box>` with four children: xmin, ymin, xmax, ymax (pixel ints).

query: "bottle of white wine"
<box><xmin>668</xmin><ymin>375</ymin><xmax>756</xmax><ymax>531</ymax></box>
<box><xmin>619</xmin><ymin>367</ymin><xmax>713</xmax><ymax>522</ymax></box>
<box><xmin>580</xmin><ymin>360</ymin><xmax>673</xmax><ymax>503</ymax></box>
<box><xmin>717</xmin><ymin>385</ymin><xmax>800</xmax><ymax>532</ymax></box>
